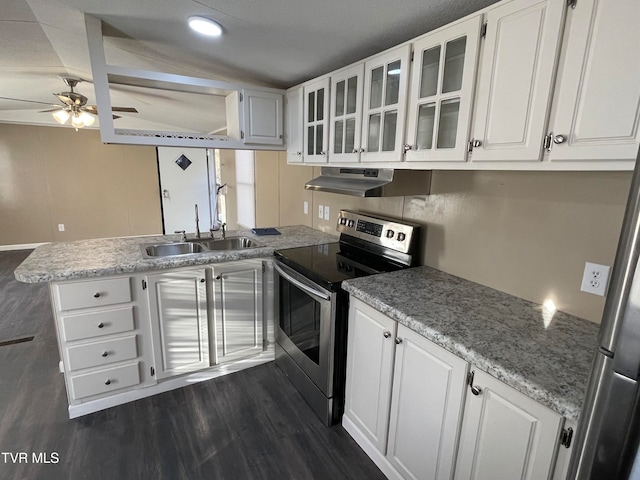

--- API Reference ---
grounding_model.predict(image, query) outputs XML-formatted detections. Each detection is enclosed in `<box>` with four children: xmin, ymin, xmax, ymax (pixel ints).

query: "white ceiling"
<box><xmin>0</xmin><ymin>0</ymin><xmax>499</xmax><ymax>133</ymax></box>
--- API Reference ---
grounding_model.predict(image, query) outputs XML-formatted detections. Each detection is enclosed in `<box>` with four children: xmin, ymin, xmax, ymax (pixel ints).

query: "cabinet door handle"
<box><xmin>395</xmin><ymin>337</ymin><xmax>403</xmax><ymax>345</ymax></box>
<box><xmin>93</xmin><ymin>292</ymin><xmax>101</xmax><ymax>298</ymax></box>
<box><xmin>468</xmin><ymin>370</ymin><xmax>483</xmax><ymax>396</ymax></box>
<box><xmin>101</xmin><ymin>351</ymin><xmax>109</xmax><ymax>357</ymax></box>
<box><xmin>383</xmin><ymin>331</ymin><xmax>391</xmax><ymax>338</ymax></box>
<box><xmin>97</xmin><ymin>323</ymin><xmax>105</xmax><ymax>329</ymax></box>
<box><xmin>200</xmin><ymin>278</ymin><xmax>205</xmax><ymax>283</ymax></box>
<box><xmin>215</xmin><ymin>275</ymin><xmax>222</xmax><ymax>280</ymax></box>
<box><xmin>553</xmin><ymin>134</ymin><xmax>566</xmax><ymax>145</ymax></box>
<box><xmin>104</xmin><ymin>379</ymin><xmax>112</xmax><ymax>386</ymax></box>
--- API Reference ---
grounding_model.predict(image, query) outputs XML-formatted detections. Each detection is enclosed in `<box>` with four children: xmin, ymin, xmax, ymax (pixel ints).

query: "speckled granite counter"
<box><xmin>342</xmin><ymin>266</ymin><xmax>599</xmax><ymax>422</ymax></box>
<box><xmin>14</xmin><ymin>226</ymin><xmax>338</xmax><ymax>283</ymax></box>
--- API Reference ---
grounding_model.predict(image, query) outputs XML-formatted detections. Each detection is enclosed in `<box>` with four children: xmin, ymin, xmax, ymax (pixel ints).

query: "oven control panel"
<box><xmin>336</xmin><ymin>210</ymin><xmax>420</xmax><ymax>254</ymax></box>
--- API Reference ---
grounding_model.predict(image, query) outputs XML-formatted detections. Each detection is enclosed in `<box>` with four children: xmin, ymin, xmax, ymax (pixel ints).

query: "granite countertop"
<box><xmin>342</xmin><ymin>266</ymin><xmax>600</xmax><ymax>422</ymax></box>
<box><xmin>14</xmin><ymin>225</ymin><xmax>338</xmax><ymax>283</ymax></box>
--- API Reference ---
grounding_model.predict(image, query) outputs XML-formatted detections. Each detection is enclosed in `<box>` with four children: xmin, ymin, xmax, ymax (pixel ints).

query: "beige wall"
<box><xmin>0</xmin><ymin>123</ymin><xmax>162</xmax><ymax>246</ymax></box>
<box><xmin>275</xmin><ymin>163</ymin><xmax>632</xmax><ymax>324</ymax></box>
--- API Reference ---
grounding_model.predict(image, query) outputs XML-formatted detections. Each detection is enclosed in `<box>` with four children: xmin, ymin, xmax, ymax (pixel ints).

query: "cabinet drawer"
<box><xmin>61</xmin><ymin>307</ymin><xmax>135</xmax><ymax>342</ymax></box>
<box><xmin>69</xmin><ymin>362</ymin><xmax>141</xmax><ymax>400</ymax></box>
<box><xmin>66</xmin><ymin>335</ymin><xmax>138</xmax><ymax>372</ymax></box>
<box><xmin>55</xmin><ymin>277</ymin><xmax>132</xmax><ymax>311</ymax></box>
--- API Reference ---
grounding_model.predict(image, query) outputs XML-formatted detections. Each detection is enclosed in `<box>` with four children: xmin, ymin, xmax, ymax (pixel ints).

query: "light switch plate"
<box><xmin>318</xmin><ymin>205</ymin><xmax>324</xmax><ymax>219</ymax></box>
<box><xmin>323</xmin><ymin>206</ymin><xmax>330</xmax><ymax>221</ymax></box>
<box><xmin>304</xmin><ymin>201</ymin><xmax>309</xmax><ymax>215</ymax></box>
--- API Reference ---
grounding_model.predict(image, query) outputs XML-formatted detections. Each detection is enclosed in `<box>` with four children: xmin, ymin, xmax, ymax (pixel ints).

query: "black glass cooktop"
<box><xmin>274</xmin><ymin>242</ymin><xmax>405</xmax><ymax>291</ymax></box>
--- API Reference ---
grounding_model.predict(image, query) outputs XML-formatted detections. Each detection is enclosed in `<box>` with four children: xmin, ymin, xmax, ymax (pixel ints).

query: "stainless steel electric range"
<box><xmin>273</xmin><ymin>210</ymin><xmax>421</xmax><ymax>425</ymax></box>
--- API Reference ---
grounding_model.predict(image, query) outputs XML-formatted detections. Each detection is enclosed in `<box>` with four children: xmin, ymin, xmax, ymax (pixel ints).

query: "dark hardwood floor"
<box><xmin>0</xmin><ymin>251</ymin><xmax>385</xmax><ymax>480</ymax></box>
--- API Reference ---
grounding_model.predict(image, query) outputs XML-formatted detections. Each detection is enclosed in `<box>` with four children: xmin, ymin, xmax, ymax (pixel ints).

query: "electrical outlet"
<box><xmin>303</xmin><ymin>201</ymin><xmax>309</xmax><ymax>215</ymax></box>
<box><xmin>58</xmin><ymin>224</ymin><xmax>65</xmax><ymax>232</ymax></box>
<box><xmin>318</xmin><ymin>205</ymin><xmax>324</xmax><ymax>219</ymax></box>
<box><xmin>323</xmin><ymin>205</ymin><xmax>330</xmax><ymax>221</ymax></box>
<box><xmin>580</xmin><ymin>262</ymin><xmax>611</xmax><ymax>296</ymax></box>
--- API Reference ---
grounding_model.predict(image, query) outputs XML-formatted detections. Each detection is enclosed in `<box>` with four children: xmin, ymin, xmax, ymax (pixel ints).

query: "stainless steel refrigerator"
<box><xmin>569</xmin><ymin>146</ymin><xmax>640</xmax><ymax>479</ymax></box>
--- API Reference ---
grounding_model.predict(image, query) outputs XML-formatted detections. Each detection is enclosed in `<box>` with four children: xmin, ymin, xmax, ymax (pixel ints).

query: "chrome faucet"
<box><xmin>194</xmin><ymin>204</ymin><xmax>200</xmax><ymax>239</ymax></box>
<box><xmin>209</xmin><ymin>223</ymin><xmax>227</xmax><ymax>239</ymax></box>
<box><xmin>174</xmin><ymin>230</ymin><xmax>187</xmax><ymax>242</ymax></box>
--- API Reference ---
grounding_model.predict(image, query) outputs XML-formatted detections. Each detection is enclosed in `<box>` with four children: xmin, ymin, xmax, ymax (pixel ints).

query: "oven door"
<box><xmin>274</xmin><ymin>259</ymin><xmax>336</xmax><ymax>396</ymax></box>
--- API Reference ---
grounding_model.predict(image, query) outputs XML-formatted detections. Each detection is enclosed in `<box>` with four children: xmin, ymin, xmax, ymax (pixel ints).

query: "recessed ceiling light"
<box><xmin>188</xmin><ymin>16</ymin><xmax>223</xmax><ymax>37</ymax></box>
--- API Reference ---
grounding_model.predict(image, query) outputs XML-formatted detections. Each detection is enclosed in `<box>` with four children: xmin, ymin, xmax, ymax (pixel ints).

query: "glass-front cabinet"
<box><xmin>329</xmin><ymin>63</ymin><xmax>365</xmax><ymax>163</ymax></box>
<box><xmin>405</xmin><ymin>16</ymin><xmax>482</xmax><ymax>162</ymax></box>
<box><xmin>361</xmin><ymin>45</ymin><xmax>412</xmax><ymax>163</ymax></box>
<box><xmin>303</xmin><ymin>77</ymin><xmax>330</xmax><ymax>163</ymax></box>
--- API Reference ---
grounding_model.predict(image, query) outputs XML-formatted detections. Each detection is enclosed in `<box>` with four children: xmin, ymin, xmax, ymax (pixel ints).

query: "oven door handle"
<box><xmin>273</xmin><ymin>262</ymin><xmax>331</xmax><ymax>302</ymax></box>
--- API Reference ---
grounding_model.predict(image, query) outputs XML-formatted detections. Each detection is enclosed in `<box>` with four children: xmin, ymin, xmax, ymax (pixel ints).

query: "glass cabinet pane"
<box><xmin>308</xmin><ymin>91</ymin><xmax>315</xmax><ymax>123</ymax></box>
<box><xmin>315</xmin><ymin>125</ymin><xmax>323</xmax><ymax>154</ymax></box>
<box><xmin>346</xmin><ymin>76</ymin><xmax>358</xmax><ymax>114</ymax></box>
<box><xmin>436</xmin><ymin>99</ymin><xmax>460</xmax><ymax>149</ymax></box>
<box><xmin>416</xmin><ymin>103</ymin><xmax>436</xmax><ymax>150</ymax></box>
<box><xmin>370</xmin><ymin>66</ymin><xmax>384</xmax><ymax>109</ymax></box>
<box><xmin>385</xmin><ymin>61</ymin><xmax>401</xmax><ymax>106</ymax></box>
<box><xmin>316</xmin><ymin>89</ymin><xmax>324</xmax><ymax>121</ymax></box>
<box><xmin>442</xmin><ymin>37</ymin><xmax>467</xmax><ymax>94</ymax></box>
<box><xmin>334</xmin><ymin>120</ymin><xmax>344</xmax><ymax>154</ymax></box>
<box><xmin>382</xmin><ymin>110</ymin><xmax>397</xmax><ymax>151</ymax></box>
<box><xmin>368</xmin><ymin>113</ymin><xmax>381</xmax><ymax>152</ymax></box>
<box><xmin>335</xmin><ymin>81</ymin><xmax>345</xmax><ymax>117</ymax></box>
<box><xmin>419</xmin><ymin>46</ymin><xmax>441</xmax><ymax>99</ymax></box>
<box><xmin>345</xmin><ymin>118</ymin><xmax>356</xmax><ymax>153</ymax></box>
<box><xmin>307</xmin><ymin>126</ymin><xmax>314</xmax><ymax>155</ymax></box>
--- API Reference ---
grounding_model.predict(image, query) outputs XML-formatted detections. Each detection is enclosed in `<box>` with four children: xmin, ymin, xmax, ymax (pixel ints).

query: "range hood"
<box><xmin>305</xmin><ymin>167</ymin><xmax>431</xmax><ymax>197</ymax></box>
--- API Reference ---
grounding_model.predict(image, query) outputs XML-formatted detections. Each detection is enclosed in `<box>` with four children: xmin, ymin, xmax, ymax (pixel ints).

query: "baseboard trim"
<box><xmin>0</xmin><ymin>242</ymin><xmax>47</xmax><ymax>251</ymax></box>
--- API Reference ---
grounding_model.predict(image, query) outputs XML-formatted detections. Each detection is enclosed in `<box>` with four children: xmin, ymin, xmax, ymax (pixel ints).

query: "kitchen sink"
<box><xmin>142</xmin><ymin>237</ymin><xmax>263</xmax><ymax>258</ymax></box>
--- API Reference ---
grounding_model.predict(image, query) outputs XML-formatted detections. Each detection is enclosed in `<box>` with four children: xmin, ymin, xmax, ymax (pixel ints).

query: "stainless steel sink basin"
<box><xmin>143</xmin><ymin>242</ymin><xmax>204</xmax><ymax>258</ymax></box>
<box><xmin>196</xmin><ymin>237</ymin><xmax>263</xmax><ymax>250</ymax></box>
<box><xmin>142</xmin><ymin>237</ymin><xmax>263</xmax><ymax>258</ymax></box>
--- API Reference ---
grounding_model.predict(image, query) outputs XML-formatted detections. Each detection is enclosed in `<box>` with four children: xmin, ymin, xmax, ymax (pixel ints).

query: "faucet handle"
<box><xmin>221</xmin><ymin>223</ymin><xmax>227</xmax><ymax>239</ymax></box>
<box><xmin>174</xmin><ymin>230</ymin><xmax>187</xmax><ymax>242</ymax></box>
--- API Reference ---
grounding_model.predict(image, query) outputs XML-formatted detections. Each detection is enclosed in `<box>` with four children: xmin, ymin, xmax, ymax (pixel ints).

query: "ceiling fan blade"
<box><xmin>112</xmin><ymin>114</ymin><xmax>122</xmax><ymax>120</ymax></box>
<box><xmin>84</xmin><ymin>105</ymin><xmax>97</xmax><ymax>113</ymax></box>
<box><xmin>111</xmin><ymin>107</ymin><xmax>138</xmax><ymax>113</ymax></box>
<box><xmin>55</xmin><ymin>94</ymin><xmax>75</xmax><ymax>106</ymax></box>
<box><xmin>38</xmin><ymin>108</ymin><xmax>64</xmax><ymax>113</ymax></box>
<box><xmin>0</xmin><ymin>96</ymin><xmax>60</xmax><ymax>107</ymax></box>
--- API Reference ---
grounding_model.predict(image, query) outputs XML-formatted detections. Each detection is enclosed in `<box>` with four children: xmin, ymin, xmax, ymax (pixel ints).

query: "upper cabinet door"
<box><xmin>546</xmin><ymin>0</ymin><xmax>640</xmax><ymax>164</ymax></box>
<box><xmin>361</xmin><ymin>45</ymin><xmax>412</xmax><ymax>163</ymax></box>
<box><xmin>241</xmin><ymin>89</ymin><xmax>284</xmax><ymax>145</ymax></box>
<box><xmin>405</xmin><ymin>16</ymin><xmax>482</xmax><ymax>162</ymax></box>
<box><xmin>468</xmin><ymin>0</ymin><xmax>566</xmax><ymax>162</ymax></box>
<box><xmin>303</xmin><ymin>77</ymin><xmax>330</xmax><ymax>163</ymax></box>
<box><xmin>329</xmin><ymin>63</ymin><xmax>365</xmax><ymax>163</ymax></box>
<box><xmin>286</xmin><ymin>87</ymin><xmax>304</xmax><ymax>163</ymax></box>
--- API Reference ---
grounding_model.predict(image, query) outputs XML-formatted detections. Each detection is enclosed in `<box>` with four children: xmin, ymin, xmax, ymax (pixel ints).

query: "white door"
<box><xmin>546</xmin><ymin>0</ymin><xmax>640</xmax><ymax>163</ymax></box>
<box><xmin>241</xmin><ymin>89</ymin><xmax>283</xmax><ymax>145</ymax></box>
<box><xmin>211</xmin><ymin>261</ymin><xmax>263</xmax><ymax>365</ymax></box>
<box><xmin>468</xmin><ymin>0</ymin><xmax>566</xmax><ymax>162</ymax></box>
<box><xmin>343</xmin><ymin>299</ymin><xmax>397</xmax><ymax>453</ymax></box>
<box><xmin>405</xmin><ymin>16</ymin><xmax>482</xmax><ymax>162</ymax></box>
<box><xmin>147</xmin><ymin>268</ymin><xmax>209</xmax><ymax>379</ymax></box>
<box><xmin>386</xmin><ymin>325</ymin><xmax>468</xmax><ymax>480</ymax></box>
<box><xmin>329</xmin><ymin>63</ymin><xmax>365</xmax><ymax>163</ymax></box>
<box><xmin>286</xmin><ymin>87</ymin><xmax>304</xmax><ymax>163</ymax></box>
<box><xmin>361</xmin><ymin>45</ymin><xmax>412</xmax><ymax>163</ymax></box>
<box><xmin>157</xmin><ymin>147</ymin><xmax>215</xmax><ymax>235</ymax></box>
<box><xmin>455</xmin><ymin>369</ymin><xmax>563</xmax><ymax>480</ymax></box>
<box><xmin>303</xmin><ymin>77</ymin><xmax>330</xmax><ymax>163</ymax></box>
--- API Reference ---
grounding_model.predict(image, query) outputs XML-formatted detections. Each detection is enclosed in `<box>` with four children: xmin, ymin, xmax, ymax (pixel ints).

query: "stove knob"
<box><xmin>386</xmin><ymin>229</ymin><xmax>395</xmax><ymax>238</ymax></box>
<box><xmin>339</xmin><ymin>217</ymin><xmax>347</xmax><ymax>226</ymax></box>
<box><xmin>347</xmin><ymin>220</ymin><xmax>355</xmax><ymax>228</ymax></box>
<box><xmin>397</xmin><ymin>232</ymin><xmax>406</xmax><ymax>241</ymax></box>
<box><xmin>345</xmin><ymin>265</ymin><xmax>353</xmax><ymax>272</ymax></box>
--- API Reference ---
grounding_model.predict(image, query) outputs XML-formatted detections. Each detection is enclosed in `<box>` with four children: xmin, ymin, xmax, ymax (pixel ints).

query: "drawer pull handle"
<box><xmin>98</xmin><ymin>323</ymin><xmax>105</xmax><ymax>329</ymax></box>
<box><xmin>101</xmin><ymin>351</ymin><xmax>109</xmax><ymax>357</ymax></box>
<box><xmin>93</xmin><ymin>292</ymin><xmax>101</xmax><ymax>298</ymax></box>
<box><xmin>395</xmin><ymin>337</ymin><xmax>403</xmax><ymax>345</ymax></box>
<box><xmin>104</xmin><ymin>379</ymin><xmax>111</xmax><ymax>386</ymax></box>
<box><xmin>383</xmin><ymin>331</ymin><xmax>391</xmax><ymax>338</ymax></box>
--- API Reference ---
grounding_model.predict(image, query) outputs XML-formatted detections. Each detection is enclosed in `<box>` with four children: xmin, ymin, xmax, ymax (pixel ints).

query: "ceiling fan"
<box><xmin>0</xmin><ymin>77</ymin><xmax>138</xmax><ymax>130</ymax></box>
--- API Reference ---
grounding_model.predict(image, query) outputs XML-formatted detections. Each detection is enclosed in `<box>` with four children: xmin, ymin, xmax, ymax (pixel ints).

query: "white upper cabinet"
<box><xmin>285</xmin><ymin>87</ymin><xmax>304</xmax><ymax>163</ymax></box>
<box><xmin>240</xmin><ymin>89</ymin><xmax>284</xmax><ymax>145</ymax></box>
<box><xmin>545</xmin><ymin>0</ymin><xmax>640</xmax><ymax>165</ymax></box>
<box><xmin>361</xmin><ymin>45</ymin><xmax>412</xmax><ymax>163</ymax></box>
<box><xmin>405</xmin><ymin>16</ymin><xmax>482</xmax><ymax>162</ymax></box>
<box><xmin>468</xmin><ymin>0</ymin><xmax>566</xmax><ymax>162</ymax></box>
<box><xmin>303</xmin><ymin>77</ymin><xmax>330</xmax><ymax>163</ymax></box>
<box><xmin>329</xmin><ymin>63</ymin><xmax>365</xmax><ymax>163</ymax></box>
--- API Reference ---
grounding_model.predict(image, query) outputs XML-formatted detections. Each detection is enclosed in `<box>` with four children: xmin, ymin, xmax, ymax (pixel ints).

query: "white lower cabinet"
<box><xmin>146</xmin><ymin>268</ymin><xmax>210</xmax><ymax>379</ymax></box>
<box><xmin>454</xmin><ymin>369</ymin><xmax>563</xmax><ymax>480</ymax></box>
<box><xmin>344</xmin><ymin>298</ymin><xmax>569</xmax><ymax>480</ymax></box>
<box><xmin>210</xmin><ymin>260</ymin><xmax>264</xmax><ymax>365</ymax></box>
<box><xmin>343</xmin><ymin>298</ymin><xmax>468</xmax><ymax>480</ymax></box>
